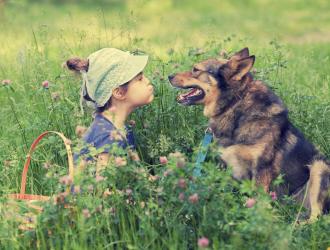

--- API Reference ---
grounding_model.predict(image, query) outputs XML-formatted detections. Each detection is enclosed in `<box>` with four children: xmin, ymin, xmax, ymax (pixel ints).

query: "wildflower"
<box><xmin>140</xmin><ymin>201</ymin><xmax>146</xmax><ymax>209</ymax></box>
<box><xmin>245</xmin><ymin>198</ymin><xmax>256</xmax><ymax>208</ymax></box>
<box><xmin>198</xmin><ymin>237</ymin><xmax>210</xmax><ymax>248</ymax></box>
<box><xmin>135</xmin><ymin>167</ymin><xmax>147</xmax><ymax>174</ymax></box>
<box><xmin>73</xmin><ymin>185</ymin><xmax>81</xmax><ymax>194</ymax></box>
<box><xmin>148</xmin><ymin>174</ymin><xmax>160</xmax><ymax>182</ymax></box>
<box><xmin>54</xmin><ymin>192</ymin><xmax>68</xmax><ymax>205</ymax></box>
<box><xmin>42</xmin><ymin>80</ymin><xmax>49</xmax><ymax>89</ymax></box>
<box><xmin>188</xmin><ymin>193</ymin><xmax>199</xmax><ymax>204</ymax></box>
<box><xmin>163</xmin><ymin>169</ymin><xmax>173</xmax><ymax>177</ymax></box>
<box><xmin>128</xmin><ymin>150</ymin><xmax>140</xmax><ymax>162</ymax></box>
<box><xmin>114</xmin><ymin>157</ymin><xmax>127</xmax><ymax>167</ymax></box>
<box><xmin>59</xmin><ymin>175</ymin><xmax>73</xmax><ymax>185</ymax></box>
<box><xmin>178</xmin><ymin>192</ymin><xmax>185</xmax><ymax>201</ymax></box>
<box><xmin>176</xmin><ymin>158</ymin><xmax>186</xmax><ymax>168</ymax></box>
<box><xmin>2</xmin><ymin>79</ymin><xmax>11</xmax><ymax>86</ymax></box>
<box><xmin>177</xmin><ymin>178</ymin><xmax>187</xmax><ymax>189</ymax></box>
<box><xmin>103</xmin><ymin>188</ymin><xmax>113</xmax><ymax>197</ymax></box>
<box><xmin>159</xmin><ymin>156</ymin><xmax>168</xmax><ymax>165</ymax></box>
<box><xmin>95</xmin><ymin>175</ymin><xmax>105</xmax><ymax>182</ymax></box>
<box><xmin>169</xmin><ymin>151</ymin><xmax>185</xmax><ymax>168</ymax></box>
<box><xmin>51</xmin><ymin>92</ymin><xmax>60</xmax><ymax>101</ymax></box>
<box><xmin>270</xmin><ymin>191</ymin><xmax>277</xmax><ymax>201</ymax></box>
<box><xmin>125</xmin><ymin>188</ymin><xmax>133</xmax><ymax>196</ymax></box>
<box><xmin>75</xmin><ymin>125</ymin><xmax>87</xmax><ymax>138</ymax></box>
<box><xmin>128</xmin><ymin>119</ymin><xmax>136</xmax><ymax>127</ymax></box>
<box><xmin>169</xmin><ymin>151</ymin><xmax>184</xmax><ymax>159</ymax></box>
<box><xmin>82</xmin><ymin>209</ymin><xmax>91</xmax><ymax>218</ymax></box>
<box><xmin>42</xmin><ymin>162</ymin><xmax>51</xmax><ymax>169</ymax></box>
<box><xmin>156</xmin><ymin>187</ymin><xmax>163</xmax><ymax>194</ymax></box>
<box><xmin>87</xmin><ymin>185</ymin><xmax>94</xmax><ymax>192</ymax></box>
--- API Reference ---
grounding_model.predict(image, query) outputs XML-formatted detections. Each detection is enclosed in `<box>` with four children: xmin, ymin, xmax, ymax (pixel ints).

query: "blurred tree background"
<box><xmin>1</xmin><ymin>0</ymin><xmax>330</xmax><ymax>61</ymax></box>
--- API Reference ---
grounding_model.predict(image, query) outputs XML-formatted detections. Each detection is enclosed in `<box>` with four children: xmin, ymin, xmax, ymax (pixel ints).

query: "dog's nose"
<box><xmin>168</xmin><ymin>74</ymin><xmax>175</xmax><ymax>81</ymax></box>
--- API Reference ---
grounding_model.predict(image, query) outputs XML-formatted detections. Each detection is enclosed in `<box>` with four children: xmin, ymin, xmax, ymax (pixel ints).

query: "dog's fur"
<box><xmin>168</xmin><ymin>48</ymin><xmax>330</xmax><ymax>221</ymax></box>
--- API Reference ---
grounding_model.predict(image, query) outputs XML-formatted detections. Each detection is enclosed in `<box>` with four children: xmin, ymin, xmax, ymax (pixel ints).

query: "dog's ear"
<box><xmin>230</xmin><ymin>47</ymin><xmax>250</xmax><ymax>60</ymax></box>
<box><xmin>228</xmin><ymin>55</ymin><xmax>255</xmax><ymax>81</ymax></box>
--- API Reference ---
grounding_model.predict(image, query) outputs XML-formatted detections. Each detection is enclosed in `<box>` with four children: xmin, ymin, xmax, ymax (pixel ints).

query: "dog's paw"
<box><xmin>297</xmin><ymin>217</ymin><xmax>319</xmax><ymax>226</ymax></box>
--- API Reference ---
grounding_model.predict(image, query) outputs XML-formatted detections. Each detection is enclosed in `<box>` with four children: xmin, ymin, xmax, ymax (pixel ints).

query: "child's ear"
<box><xmin>112</xmin><ymin>87</ymin><xmax>127</xmax><ymax>100</ymax></box>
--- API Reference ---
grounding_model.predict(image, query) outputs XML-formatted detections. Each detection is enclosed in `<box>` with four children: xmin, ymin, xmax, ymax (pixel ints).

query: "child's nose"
<box><xmin>146</xmin><ymin>79</ymin><xmax>152</xmax><ymax>85</ymax></box>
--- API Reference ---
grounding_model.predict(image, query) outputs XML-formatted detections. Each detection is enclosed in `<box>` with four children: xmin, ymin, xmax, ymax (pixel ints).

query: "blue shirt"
<box><xmin>73</xmin><ymin>113</ymin><xmax>136</xmax><ymax>165</ymax></box>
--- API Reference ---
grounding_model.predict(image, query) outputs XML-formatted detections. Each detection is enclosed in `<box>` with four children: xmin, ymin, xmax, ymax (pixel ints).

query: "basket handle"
<box><xmin>20</xmin><ymin>131</ymin><xmax>74</xmax><ymax>195</ymax></box>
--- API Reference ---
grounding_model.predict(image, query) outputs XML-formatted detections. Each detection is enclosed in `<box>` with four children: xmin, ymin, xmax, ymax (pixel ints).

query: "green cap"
<box><xmin>79</xmin><ymin>48</ymin><xmax>148</xmax><ymax>114</ymax></box>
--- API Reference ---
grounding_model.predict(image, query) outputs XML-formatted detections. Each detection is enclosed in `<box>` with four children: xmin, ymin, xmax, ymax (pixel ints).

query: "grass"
<box><xmin>0</xmin><ymin>0</ymin><xmax>330</xmax><ymax>249</ymax></box>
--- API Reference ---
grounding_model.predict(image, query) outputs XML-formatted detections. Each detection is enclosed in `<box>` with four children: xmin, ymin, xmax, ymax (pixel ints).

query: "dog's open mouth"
<box><xmin>176</xmin><ymin>86</ymin><xmax>205</xmax><ymax>105</ymax></box>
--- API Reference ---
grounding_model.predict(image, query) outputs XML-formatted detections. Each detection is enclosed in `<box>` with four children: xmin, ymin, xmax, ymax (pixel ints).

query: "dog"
<box><xmin>168</xmin><ymin>47</ymin><xmax>330</xmax><ymax>221</ymax></box>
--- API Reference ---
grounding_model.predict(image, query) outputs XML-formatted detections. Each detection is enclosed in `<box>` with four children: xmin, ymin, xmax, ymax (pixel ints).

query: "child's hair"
<box><xmin>66</xmin><ymin>57</ymin><xmax>129</xmax><ymax>113</ymax></box>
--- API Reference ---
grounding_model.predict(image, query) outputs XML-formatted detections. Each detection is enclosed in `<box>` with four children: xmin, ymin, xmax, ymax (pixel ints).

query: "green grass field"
<box><xmin>0</xmin><ymin>0</ymin><xmax>330</xmax><ymax>249</ymax></box>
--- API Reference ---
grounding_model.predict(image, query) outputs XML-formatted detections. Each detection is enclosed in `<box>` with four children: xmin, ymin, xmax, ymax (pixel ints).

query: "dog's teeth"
<box><xmin>177</xmin><ymin>88</ymin><xmax>203</xmax><ymax>103</ymax></box>
<box><xmin>177</xmin><ymin>94</ymin><xmax>185</xmax><ymax>101</ymax></box>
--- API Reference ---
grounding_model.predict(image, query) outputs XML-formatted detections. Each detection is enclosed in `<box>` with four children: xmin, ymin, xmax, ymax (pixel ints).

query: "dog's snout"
<box><xmin>168</xmin><ymin>74</ymin><xmax>175</xmax><ymax>81</ymax></box>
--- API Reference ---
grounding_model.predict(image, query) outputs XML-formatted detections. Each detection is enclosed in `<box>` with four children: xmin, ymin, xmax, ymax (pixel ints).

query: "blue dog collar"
<box><xmin>193</xmin><ymin>127</ymin><xmax>213</xmax><ymax>177</ymax></box>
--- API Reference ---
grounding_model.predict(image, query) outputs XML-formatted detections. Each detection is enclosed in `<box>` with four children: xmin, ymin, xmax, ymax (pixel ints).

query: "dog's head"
<box><xmin>168</xmin><ymin>48</ymin><xmax>255</xmax><ymax>117</ymax></box>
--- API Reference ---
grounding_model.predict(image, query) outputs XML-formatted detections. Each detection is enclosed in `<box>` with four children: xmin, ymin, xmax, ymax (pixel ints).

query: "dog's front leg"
<box><xmin>307</xmin><ymin>160</ymin><xmax>330</xmax><ymax>222</ymax></box>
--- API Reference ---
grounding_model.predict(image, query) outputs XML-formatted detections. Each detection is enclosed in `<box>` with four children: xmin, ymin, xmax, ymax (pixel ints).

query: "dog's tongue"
<box><xmin>177</xmin><ymin>88</ymin><xmax>203</xmax><ymax>102</ymax></box>
<box><xmin>182</xmin><ymin>88</ymin><xmax>198</xmax><ymax>97</ymax></box>
<box><xmin>177</xmin><ymin>88</ymin><xmax>197</xmax><ymax>101</ymax></box>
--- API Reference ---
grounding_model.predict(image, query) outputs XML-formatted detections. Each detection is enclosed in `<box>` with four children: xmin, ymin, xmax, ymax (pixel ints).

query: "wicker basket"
<box><xmin>4</xmin><ymin>131</ymin><xmax>74</xmax><ymax>230</ymax></box>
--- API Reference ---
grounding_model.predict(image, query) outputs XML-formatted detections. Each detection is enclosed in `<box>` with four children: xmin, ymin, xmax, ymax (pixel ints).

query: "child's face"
<box><xmin>125</xmin><ymin>72</ymin><xmax>154</xmax><ymax>108</ymax></box>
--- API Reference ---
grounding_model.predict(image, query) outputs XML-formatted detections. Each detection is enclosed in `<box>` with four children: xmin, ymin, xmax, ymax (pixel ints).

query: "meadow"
<box><xmin>0</xmin><ymin>0</ymin><xmax>330</xmax><ymax>249</ymax></box>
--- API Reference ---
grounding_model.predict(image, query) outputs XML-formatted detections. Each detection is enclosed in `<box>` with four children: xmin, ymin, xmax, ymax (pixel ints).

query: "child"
<box><xmin>66</xmin><ymin>48</ymin><xmax>154</xmax><ymax>173</ymax></box>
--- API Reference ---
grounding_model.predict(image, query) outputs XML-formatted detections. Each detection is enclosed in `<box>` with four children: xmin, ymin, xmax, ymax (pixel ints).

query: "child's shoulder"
<box><xmin>93</xmin><ymin>113</ymin><xmax>114</xmax><ymax>130</ymax></box>
<box><xmin>83</xmin><ymin>113</ymin><xmax>114</xmax><ymax>141</ymax></box>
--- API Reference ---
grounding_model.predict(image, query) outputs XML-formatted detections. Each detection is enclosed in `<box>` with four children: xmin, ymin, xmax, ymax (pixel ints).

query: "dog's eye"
<box><xmin>192</xmin><ymin>67</ymin><xmax>199</xmax><ymax>73</ymax></box>
<box><xmin>192</xmin><ymin>67</ymin><xmax>200</xmax><ymax>76</ymax></box>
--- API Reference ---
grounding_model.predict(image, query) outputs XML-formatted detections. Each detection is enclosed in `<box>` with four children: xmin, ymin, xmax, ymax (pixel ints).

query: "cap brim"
<box><xmin>119</xmin><ymin>55</ymin><xmax>149</xmax><ymax>85</ymax></box>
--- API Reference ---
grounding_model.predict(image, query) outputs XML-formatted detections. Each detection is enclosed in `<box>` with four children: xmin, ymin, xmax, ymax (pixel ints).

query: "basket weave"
<box><xmin>4</xmin><ymin>131</ymin><xmax>74</xmax><ymax>230</ymax></box>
